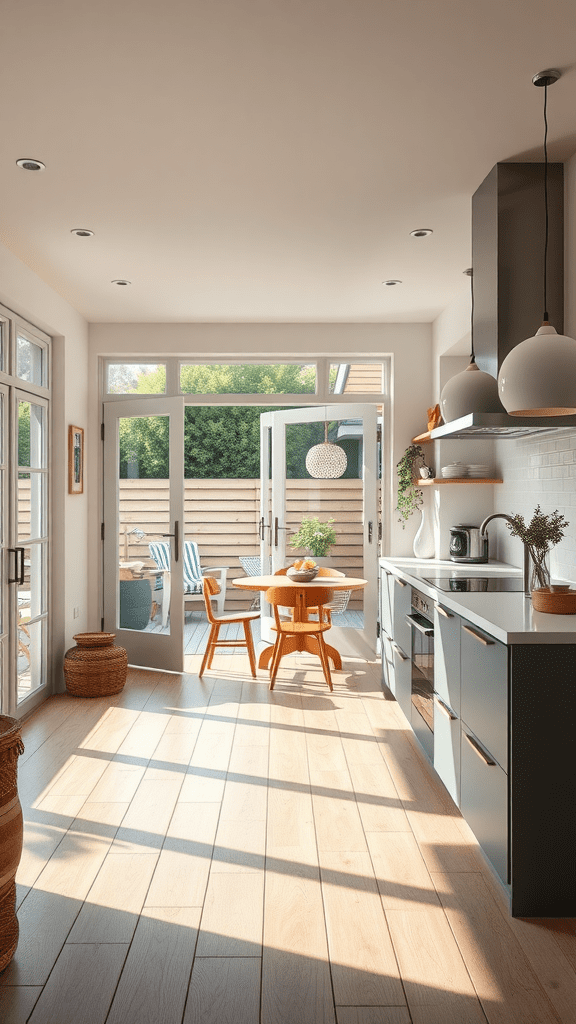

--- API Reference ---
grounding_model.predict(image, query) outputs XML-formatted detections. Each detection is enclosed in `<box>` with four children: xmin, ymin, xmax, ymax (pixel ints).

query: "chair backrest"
<box><xmin>316</xmin><ymin>567</ymin><xmax>345</xmax><ymax>577</ymax></box>
<box><xmin>202</xmin><ymin>576</ymin><xmax>221</xmax><ymax>623</ymax></box>
<box><xmin>149</xmin><ymin>540</ymin><xmax>171</xmax><ymax>571</ymax></box>
<box><xmin>183</xmin><ymin>541</ymin><xmax>203</xmax><ymax>585</ymax></box>
<box><xmin>274</xmin><ymin>567</ymin><xmax>289</xmax><ymax>575</ymax></box>
<box><xmin>240</xmin><ymin>556</ymin><xmax>261</xmax><ymax>576</ymax></box>
<box><xmin>265</xmin><ymin>585</ymin><xmax>333</xmax><ymax>629</ymax></box>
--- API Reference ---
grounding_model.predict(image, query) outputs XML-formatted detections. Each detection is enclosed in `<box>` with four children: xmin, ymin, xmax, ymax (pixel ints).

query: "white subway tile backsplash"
<box><xmin>495</xmin><ymin>432</ymin><xmax>576</xmax><ymax>584</ymax></box>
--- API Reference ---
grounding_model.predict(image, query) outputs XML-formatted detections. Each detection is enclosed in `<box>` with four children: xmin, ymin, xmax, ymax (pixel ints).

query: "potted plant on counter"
<box><xmin>505</xmin><ymin>505</ymin><xmax>569</xmax><ymax>592</ymax></box>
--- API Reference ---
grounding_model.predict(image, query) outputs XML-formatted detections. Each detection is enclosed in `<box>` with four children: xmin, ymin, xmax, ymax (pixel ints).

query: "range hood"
<box><xmin>437</xmin><ymin>163</ymin><xmax>576</xmax><ymax>439</ymax></box>
<box><xmin>430</xmin><ymin>411</ymin><xmax>576</xmax><ymax>440</ymax></box>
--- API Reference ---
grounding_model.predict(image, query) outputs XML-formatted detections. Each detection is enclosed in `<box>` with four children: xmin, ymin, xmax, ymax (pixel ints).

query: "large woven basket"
<box><xmin>63</xmin><ymin>633</ymin><xmax>127</xmax><ymax>697</ymax></box>
<box><xmin>0</xmin><ymin>715</ymin><xmax>24</xmax><ymax>972</ymax></box>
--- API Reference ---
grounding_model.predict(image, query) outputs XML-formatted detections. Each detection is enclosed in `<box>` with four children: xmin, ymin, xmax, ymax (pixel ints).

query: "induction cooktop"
<box><xmin>423</xmin><ymin>576</ymin><xmax>524</xmax><ymax>593</ymax></box>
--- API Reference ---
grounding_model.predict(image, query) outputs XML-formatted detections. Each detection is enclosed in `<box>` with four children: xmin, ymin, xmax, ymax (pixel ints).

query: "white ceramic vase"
<box><xmin>413</xmin><ymin>505</ymin><xmax>435</xmax><ymax>559</ymax></box>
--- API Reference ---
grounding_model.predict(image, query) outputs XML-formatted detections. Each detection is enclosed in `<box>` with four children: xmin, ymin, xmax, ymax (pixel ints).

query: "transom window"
<box><xmin>103</xmin><ymin>358</ymin><xmax>389</xmax><ymax>404</ymax></box>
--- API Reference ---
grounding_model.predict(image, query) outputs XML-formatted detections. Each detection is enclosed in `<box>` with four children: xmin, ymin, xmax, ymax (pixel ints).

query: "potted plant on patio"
<box><xmin>290</xmin><ymin>516</ymin><xmax>337</xmax><ymax>559</ymax></box>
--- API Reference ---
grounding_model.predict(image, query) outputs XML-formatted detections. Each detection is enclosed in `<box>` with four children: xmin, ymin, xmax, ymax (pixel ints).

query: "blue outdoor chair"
<box><xmin>149</xmin><ymin>540</ymin><xmax>228</xmax><ymax>624</ymax></box>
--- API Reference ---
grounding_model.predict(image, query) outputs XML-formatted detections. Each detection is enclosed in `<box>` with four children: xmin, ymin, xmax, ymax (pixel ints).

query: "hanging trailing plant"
<box><xmin>395</xmin><ymin>444</ymin><xmax>427</xmax><ymax>527</ymax></box>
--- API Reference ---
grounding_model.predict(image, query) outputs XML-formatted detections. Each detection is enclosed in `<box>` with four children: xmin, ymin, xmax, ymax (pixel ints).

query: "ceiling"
<box><xmin>1</xmin><ymin>0</ymin><xmax>576</xmax><ymax>324</ymax></box>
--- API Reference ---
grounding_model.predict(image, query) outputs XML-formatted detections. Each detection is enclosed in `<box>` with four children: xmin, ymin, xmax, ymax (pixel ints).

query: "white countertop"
<box><xmin>380</xmin><ymin>556</ymin><xmax>576</xmax><ymax>644</ymax></box>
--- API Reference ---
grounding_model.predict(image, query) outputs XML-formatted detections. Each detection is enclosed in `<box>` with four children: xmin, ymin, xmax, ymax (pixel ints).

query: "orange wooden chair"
<box><xmin>265</xmin><ymin>585</ymin><xmax>334</xmax><ymax>691</ymax></box>
<box><xmin>280</xmin><ymin>566</ymin><xmax>348</xmax><ymax>624</ymax></box>
<box><xmin>199</xmin><ymin>576</ymin><xmax>259</xmax><ymax>678</ymax></box>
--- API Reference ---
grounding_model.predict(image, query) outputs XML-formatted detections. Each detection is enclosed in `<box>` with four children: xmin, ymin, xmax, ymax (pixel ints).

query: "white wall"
<box><xmin>88</xmin><ymin>322</ymin><xmax>433</xmax><ymax>624</ymax></box>
<box><xmin>0</xmin><ymin>240</ymin><xmax>89</xmax><ymax>690</ymax></box>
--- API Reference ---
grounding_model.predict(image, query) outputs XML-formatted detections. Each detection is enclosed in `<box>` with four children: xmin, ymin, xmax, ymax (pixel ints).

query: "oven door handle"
<box><xmin>405</xmin><ymin>614</ymin><xmax>434</xmax><ymax>636</ymax></box>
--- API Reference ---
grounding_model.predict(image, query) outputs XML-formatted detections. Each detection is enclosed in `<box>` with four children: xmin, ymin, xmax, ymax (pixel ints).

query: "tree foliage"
<box><xmin>118</xmin><ymin>363</ymin><xmax>356</xmax><ymax>480</ymax></box>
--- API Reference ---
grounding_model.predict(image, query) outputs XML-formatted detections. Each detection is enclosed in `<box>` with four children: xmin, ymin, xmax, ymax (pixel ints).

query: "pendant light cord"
<box><xmin>470</xmin><ymin>269</ymin><xmax>475</xmax><ymax>362</ymax></box>
<box><xmin>543</xmin><ymin>82</ymin><xmax>549</xmax><ymax>321</ymax></box>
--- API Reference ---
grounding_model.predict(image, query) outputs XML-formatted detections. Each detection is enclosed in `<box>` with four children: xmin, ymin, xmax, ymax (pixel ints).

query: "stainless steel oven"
<box><xmin>406</xmin><ymin>588</ymin><xmax>434</xmax><ymax>760</ymax></box>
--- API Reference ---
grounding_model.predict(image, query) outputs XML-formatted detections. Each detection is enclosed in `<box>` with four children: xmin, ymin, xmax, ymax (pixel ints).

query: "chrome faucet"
<box><xmin>479</xmin><ymin>513</ymin><xmax>531</xmax><ymax>597</ymax></box>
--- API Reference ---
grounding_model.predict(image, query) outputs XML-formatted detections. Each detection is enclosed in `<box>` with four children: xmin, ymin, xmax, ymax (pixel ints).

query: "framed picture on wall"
<box><xmin>68</xmin><ymin>425</ymin><xmax>84</xmax><ymax>494</ymax></box>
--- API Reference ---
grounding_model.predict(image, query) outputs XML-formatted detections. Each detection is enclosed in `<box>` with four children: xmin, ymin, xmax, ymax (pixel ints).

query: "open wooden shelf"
<box><xmin>411</xmin><ymin>431</ymin><xmax>434</xmax><ymax>443</ymax></box>
<box><xmin>417</xmin><ymin>477</ymin><xmax>503</xmax><ymax>485</ymax></box>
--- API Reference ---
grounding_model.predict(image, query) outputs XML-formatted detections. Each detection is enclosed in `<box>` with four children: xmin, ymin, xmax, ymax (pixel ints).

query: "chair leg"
<box><xmin>207</xmin><ymin>622</ymin><xmax>220</xmax><ymax>669</ymax></box>
<box><xmin>243</xmin><ymin>620</ymin><xmax>257</xmax><ymax>678</ymax></box>
<box><xmin>199</xmin><ymin>624</ymin><xmax>218</xmax><ymax>677</ymax></box>
<box><xmin>317</xmin><ymin>633</ymin><xmax>333</xmax><ymax>691</ymax></box>
<box><xmin>269</xmin><ymin>635</ymin><xmax>284</xmax><ymax>689</ymax></box>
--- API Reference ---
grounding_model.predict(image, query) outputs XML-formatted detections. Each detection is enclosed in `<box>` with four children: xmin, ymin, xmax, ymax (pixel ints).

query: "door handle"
<box><xmin>405</xmin><ymin>613</ymin><xmax>434</xmax><ymax>636</ymax></box>
<box><xmin>260</xmin><ymin>516</ymin><xmax>265</xmax><ymax>541</ymax></box>
<box><xmin>464</xmin><ymin>731</ymin><xmax>496</xmax><ymax>766</ymax></box>
<box><xmin>391</xmin><ymin>642</ymin><xmax>409</xmax><ymax>661</ymax></box>
<box><xmin>8</xmin><ymin>547</ymin><xmax>25</xmax><ymax>585</ymax></box>
<box><xmin>462</xmin><ymin>623</ymin><xmax>494</xmax><ymax>645</ymax></box>
<box><xmin>273</xmin><ymin>518</ymin><xmax>289</xmax><ymax>548</ymax></box>
<box><xmin>368</xmin><ymin>521</ymin><xmax>373</xmax><ymax>543</ymax></box>
<box><xmin>434</xmin><ymin>696</ymin><xmax>457</xmax><ymax>720</ymax></box>
<box><xmin>435</xmin><ymin>604</ymin><xmax>454</xmax><ymax>618</ymax></box>
<box><xmin>160</xmin><ymin>520</ymin><xmax>179</xmax><ymax>562</ymax></box>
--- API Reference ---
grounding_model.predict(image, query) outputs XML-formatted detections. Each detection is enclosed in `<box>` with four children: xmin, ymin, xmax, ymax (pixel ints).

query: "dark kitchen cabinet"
<box><xmin>379</xmin><ymin>564</ymin><xmax>576</xmax><ymax>915</ymax></box>
<box><xmin>460</xmin><ymin>621</ymin><xmax>508</xmax><ymax>770</ymax></box>
<box><xmin>460</xmin><ymin>722</ymin><xmax>509</xmax><ymax>884</ymax></box>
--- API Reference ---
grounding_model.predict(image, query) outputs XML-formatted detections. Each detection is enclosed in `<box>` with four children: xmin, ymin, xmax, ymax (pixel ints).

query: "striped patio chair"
<box><xmin>149</xmin><ymin>540</ymin><xmax>227</xmax><ymax>619</ymax></box>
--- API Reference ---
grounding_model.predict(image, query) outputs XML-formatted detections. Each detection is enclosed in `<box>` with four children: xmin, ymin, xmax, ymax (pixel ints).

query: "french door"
<box><xmin>260</xmin><ymin>404</ymin><xmax>379</xmax><ymax>656</ymax></box>
<box><xmin>103</xmin><ymin>398</ymin><xmax>184</xmax><ymax>672</ymax></box>
<box><xmin>1</xmin><ymin>385</ymin><xmax>50</xmax><ymax>718</ymax></box>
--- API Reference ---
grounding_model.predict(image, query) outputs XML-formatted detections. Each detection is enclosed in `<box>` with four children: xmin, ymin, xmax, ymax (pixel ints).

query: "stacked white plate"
<box><xmin>441</xmin><ymin>462</ymin><xmax>467</xmax><ymax>478</ymax></box>
<box><xmin>466</xmin><ymin>464</ymin><xmax>490</xmax><ymax>478</ymax></box>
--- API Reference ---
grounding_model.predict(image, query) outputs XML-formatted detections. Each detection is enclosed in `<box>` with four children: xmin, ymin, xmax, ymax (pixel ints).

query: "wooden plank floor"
<box><xmin>2</xmin><ymin>652</ymin><xmax>575</xmax><ymax>1023</ymax></box>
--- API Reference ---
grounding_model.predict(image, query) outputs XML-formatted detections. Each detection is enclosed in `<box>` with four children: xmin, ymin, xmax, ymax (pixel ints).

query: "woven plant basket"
<box><xmin>0</xmin><ymin>715</ymin><xmax>24</xmax><ymax>972</ymax></box>
<box><xmin>63</xmin><ymin>633</ymin><xmax>128</xmax><ymax>697</ymax></box>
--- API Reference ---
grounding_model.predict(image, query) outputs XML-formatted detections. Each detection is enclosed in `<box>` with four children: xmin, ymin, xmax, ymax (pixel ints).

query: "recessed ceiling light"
<box><xmin>111</xmin><ymin>279</ymin><xmax>131</xmax><ymax>286</ymax></box>
<box><xmin>16</xmin><ymin>158</ymin><xmax>46</xmax><ymax>171</ymax></box>
<box><xmin>383</xmin><ymin>280</ymin><xmax>402</xmax><ymax>286</ymax></box>
<box><xmin>71</xmin><ymin>228</ymin><xmax>94</xmax><ymax>237</ymax></box>
<box><xmin>410</xmin><ymin>228</ymin><xmax>433</xmax><ymax>238</ymax></box>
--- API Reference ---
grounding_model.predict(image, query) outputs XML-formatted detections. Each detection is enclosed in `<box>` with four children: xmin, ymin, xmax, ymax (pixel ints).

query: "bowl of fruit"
<box><xmin>286</xmin><ymin>559</ymin><xmax>319</xmax><ymax>582</ymax></box>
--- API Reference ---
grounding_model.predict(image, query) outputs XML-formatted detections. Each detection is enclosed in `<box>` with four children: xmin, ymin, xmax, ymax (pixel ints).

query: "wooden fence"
<box><xmin>119</xmin><ymin>478</ymin><xmax>364</xmax><ymax>610</ymax></box>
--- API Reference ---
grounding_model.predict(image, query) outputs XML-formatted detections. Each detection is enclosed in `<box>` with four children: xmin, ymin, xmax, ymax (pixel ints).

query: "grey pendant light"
<box><xmin>498</xmin><ymin>70</ymin><xmax>576</xmax><ymax>416</ymax></box>
<box><xmin>440</xmin><ymin>269</ymin><xmax>502</xmax><ymax>422</ymax></box>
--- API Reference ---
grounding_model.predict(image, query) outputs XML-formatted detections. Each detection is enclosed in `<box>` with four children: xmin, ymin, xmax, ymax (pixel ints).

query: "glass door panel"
<box><xmin>0</xmin><ymin>386</ymin><xmax>7</xmax><ymax>713</ymax></box>
<box><xmin>103</xmin><ymin>398</ymin><xmax>184</xmax><ymax>672</ymax></box>
<box><xmin>14</xmin><ymin>392</ymin><xmax>49</xmax><ymax>711</ymax></box>
<box><xmin>263</xmin><ymin>405</ymin><xmax>379</xmax><ymax>656</ymax></box>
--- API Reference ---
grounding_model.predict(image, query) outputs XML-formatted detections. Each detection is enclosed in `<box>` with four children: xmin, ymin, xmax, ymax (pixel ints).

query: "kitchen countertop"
<box><xmin>380</xmin><ymin>556</ymin><xmax>576</xmax><ymax>644</ymax></box>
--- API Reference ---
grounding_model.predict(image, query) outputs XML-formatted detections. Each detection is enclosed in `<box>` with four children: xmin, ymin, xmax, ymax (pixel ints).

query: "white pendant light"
<box><xmin>498</xmin><ymin>69</ymin><xmax>576</xmax><ymax>416</ymax></box>
<box><xmin>306</xmin><ymin>421</ymin><xmax>347</xmax><ymax>479</ymax></box>
<box><xmin>440</xmin><ymin>269</ymin><xmax>502</xmax><ymax>422</ymax></box>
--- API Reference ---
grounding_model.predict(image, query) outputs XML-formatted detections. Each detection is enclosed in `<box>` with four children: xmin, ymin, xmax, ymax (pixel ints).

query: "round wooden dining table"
<box><xmin>231</xmin><ymin>574</ymin><xmax>368</xmax><ymax>670</ymax></box>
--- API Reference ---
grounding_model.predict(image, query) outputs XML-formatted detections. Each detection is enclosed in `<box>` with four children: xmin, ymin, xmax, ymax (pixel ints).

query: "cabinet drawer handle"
<box><xmin>392</xmin><ymin>642</ymin><xmax>409</xmax><ymax>661</ymax></box>
<box><xmin>462</xmin><ymin>624</ymin><xmax>494</xmax><ymax>645</ymax></box>
<box><xmin>435</xmin><ymin>696</ymin><xmax>457</xmax><ymax>720</ymax></box>
<box><xmin>464</xmin><ymin>732</ymin><xmax>496</xmax><ymax>766</ymax></box>
<box><xmin>435</xmin><ymin>604</ymin><xmax>454</xmax><ymax>618</ymax></box>
<box><xmin>395</xmin><ymin>578</ymin><xmax>407</xmax><ymax>587</ymax></box>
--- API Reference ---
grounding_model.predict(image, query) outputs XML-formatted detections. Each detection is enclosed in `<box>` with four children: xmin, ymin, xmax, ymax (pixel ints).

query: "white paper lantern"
<box><xmin>306</xmin><ymin>442</ymin><xmax>347</xmax><ymax>479</ymax></box>
<box><xmin>306</xmin><ymin>423</ymin><xmax>347</xmax><ymax>478</ymax></box>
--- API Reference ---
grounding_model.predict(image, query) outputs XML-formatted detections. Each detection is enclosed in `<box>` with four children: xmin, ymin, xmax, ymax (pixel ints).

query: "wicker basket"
<box><xmin>531</xmin><ymin>588</ymin><xmax>576</xmax><ymax>614</ymax></box>
<box><xmin>63</xmin><ymin>633</ymin><xmax>128</xmax><ymax>697</ymax></box>
<box><xmin>0</xmin><ymin>716</ymin><xmax>24</xmax><ymax>973</ymax></box>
